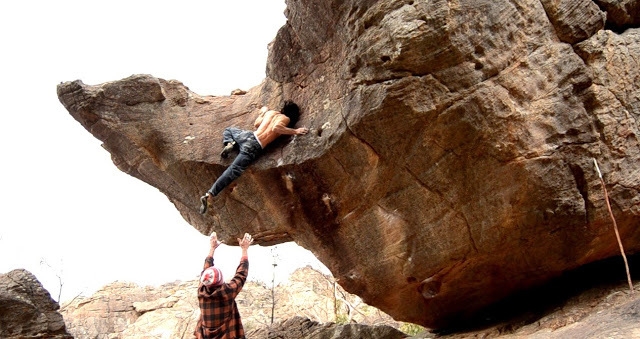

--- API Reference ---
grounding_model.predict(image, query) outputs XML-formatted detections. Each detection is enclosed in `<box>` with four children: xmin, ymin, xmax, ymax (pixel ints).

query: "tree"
<box><xmin>40</xmin><ymin>258</ymin><xmax>64</xmax><ymax>302</ymax></box>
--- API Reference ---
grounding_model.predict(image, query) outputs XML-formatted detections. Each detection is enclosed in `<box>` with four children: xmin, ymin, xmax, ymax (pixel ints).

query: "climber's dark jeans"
<box><xmin>208</xmin><ymin>127</ymin><xmax>263</xmax><ymax>196</ymax></box>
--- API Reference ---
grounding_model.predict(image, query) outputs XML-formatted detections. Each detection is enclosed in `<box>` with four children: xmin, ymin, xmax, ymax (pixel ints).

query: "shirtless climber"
<box><xmin>199</xmin><ymin>101</ymin><xmax>309</xmax><ymax>214</ymax></box>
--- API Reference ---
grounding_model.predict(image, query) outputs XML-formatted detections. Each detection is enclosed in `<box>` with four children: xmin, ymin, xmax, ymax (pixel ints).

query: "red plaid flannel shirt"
<box><xmin>194</xmin><ymin>255</ymin><xmax>249</xmax><ymax>339</ymax></box>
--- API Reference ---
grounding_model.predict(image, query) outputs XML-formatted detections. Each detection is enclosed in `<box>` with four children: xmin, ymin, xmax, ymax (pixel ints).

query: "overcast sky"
<box><xmin>0</xmin><ymin>0</ymin><xmax>327</xmax><ymax>303</ymax></box>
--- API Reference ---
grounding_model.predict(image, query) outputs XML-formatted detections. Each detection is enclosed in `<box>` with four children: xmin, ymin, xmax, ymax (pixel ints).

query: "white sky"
<box><xmin>0</xmin><ymin>0</ymin><xmax>327</xmax><ymax>303</ymax></box>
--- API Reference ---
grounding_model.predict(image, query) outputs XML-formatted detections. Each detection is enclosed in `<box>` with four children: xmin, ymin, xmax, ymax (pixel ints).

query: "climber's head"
<box><xmin>281</xmin><ymin>100</ymin><xmax>300</xmax><ymax>128</ymax></box>
<box><xmin>200</xmin><ymin>267</ymin><xmax>223</xmax><ymax>287</ymax></box>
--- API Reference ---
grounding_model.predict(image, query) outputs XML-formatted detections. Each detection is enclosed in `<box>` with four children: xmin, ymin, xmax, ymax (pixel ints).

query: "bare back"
<box><xmin>253</xmin><ymin>110</ymin><xmax>290</xmax><ymax>147</ymax></box>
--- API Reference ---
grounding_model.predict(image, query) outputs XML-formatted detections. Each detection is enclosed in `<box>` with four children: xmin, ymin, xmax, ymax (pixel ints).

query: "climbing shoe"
<box><xmin>199</xmin><ymin>193</ymin><xmax>210</xmax><ymax>214</ymax></box>
<box><xmin>220</xmin><ymin>142</ymin><xmax>236</xmax><ymax>159</ymax></box>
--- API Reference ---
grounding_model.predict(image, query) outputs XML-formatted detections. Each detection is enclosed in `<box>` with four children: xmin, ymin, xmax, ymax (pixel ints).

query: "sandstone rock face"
<box><xmin>0</xmin><ymin>269</ymin><xmax>72</xmax><ymax>339</ymax></box>
<box><xmin>57</xmin><ymin>0</ymin><xmax>640</xmax><ymax>328</ymax></box>
<box><xmin>62</xmin><ymin>281</ymin><xmax>199</xmax><ymax>339</ymax></box>
<box><xmin>595</xmin><ymin>0</ymin><xmax>640</xmax><ymax>30</ymax></box>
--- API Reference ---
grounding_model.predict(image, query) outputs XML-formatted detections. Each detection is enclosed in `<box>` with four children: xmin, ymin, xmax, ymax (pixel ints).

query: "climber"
<box><xmin>199</xmin><ymin>100</ymin><xmax>309</xmax><ymax>214</ymax></box>
<box><xmin>195</xmin><ymin>232</ymin><xmax>254</xmax><ymax>339</ymax></box>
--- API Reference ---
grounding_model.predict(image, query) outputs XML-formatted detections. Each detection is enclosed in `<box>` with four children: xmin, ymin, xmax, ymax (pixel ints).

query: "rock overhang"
<box><xmin>57</xmin><ymin>0</ymin><xmax>640</xmax><ymax>328</ymax></box>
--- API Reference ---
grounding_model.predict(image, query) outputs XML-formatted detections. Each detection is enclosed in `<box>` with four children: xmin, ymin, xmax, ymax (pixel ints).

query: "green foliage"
<box><xmin>335</xmin><ymin>313</ymin><xmax>349</xmax><ymax>324</ymax></box>
<box><xmin>334</xmin><ymin>299</ymin><xmax>349</xmax><ymax>324</ymax></box>
<box><xmin>399</xmin><ymin>322</ymin><xmax>425</xmax><ymax>336</ymax></box>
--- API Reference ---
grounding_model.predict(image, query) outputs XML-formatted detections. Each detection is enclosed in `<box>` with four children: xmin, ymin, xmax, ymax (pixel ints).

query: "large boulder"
<box><xmin>0</xmin><ymin>269</ymin><xmax>72</xmax><ymax>339</ymax></box>
<box><xmin>57</xmin><ymin>0</ymin><xmax>640</xmax><ymax>328</ymax></box>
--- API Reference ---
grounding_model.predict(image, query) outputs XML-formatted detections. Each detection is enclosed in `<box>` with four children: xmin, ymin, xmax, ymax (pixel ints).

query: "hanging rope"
<box><xmin>593</xmin><ymin>158</ymin><xmax>634</xmax><ymax>293</ymax></box>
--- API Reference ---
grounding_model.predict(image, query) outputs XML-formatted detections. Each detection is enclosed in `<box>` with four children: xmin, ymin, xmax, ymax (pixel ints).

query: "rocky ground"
<box><xmin>4</xmin><ymin>254</ymin><xmax>639</xmax><ymax>338</ymax></box>
<box><xmin>419</xmin><ymin>255</ymin><xmax>640</xmax><ymax>338</ymax></box>
<box><xmin>55</xmin><ymin>254</ymin><xmax>640</xmax><ymax>338</ymax></box>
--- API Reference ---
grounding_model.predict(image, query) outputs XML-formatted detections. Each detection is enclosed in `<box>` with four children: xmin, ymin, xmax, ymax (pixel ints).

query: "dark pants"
<box><xmin>207</xmin><ymin>127</ymin><xmax>263</xmax><ymax>196</ymax></box>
